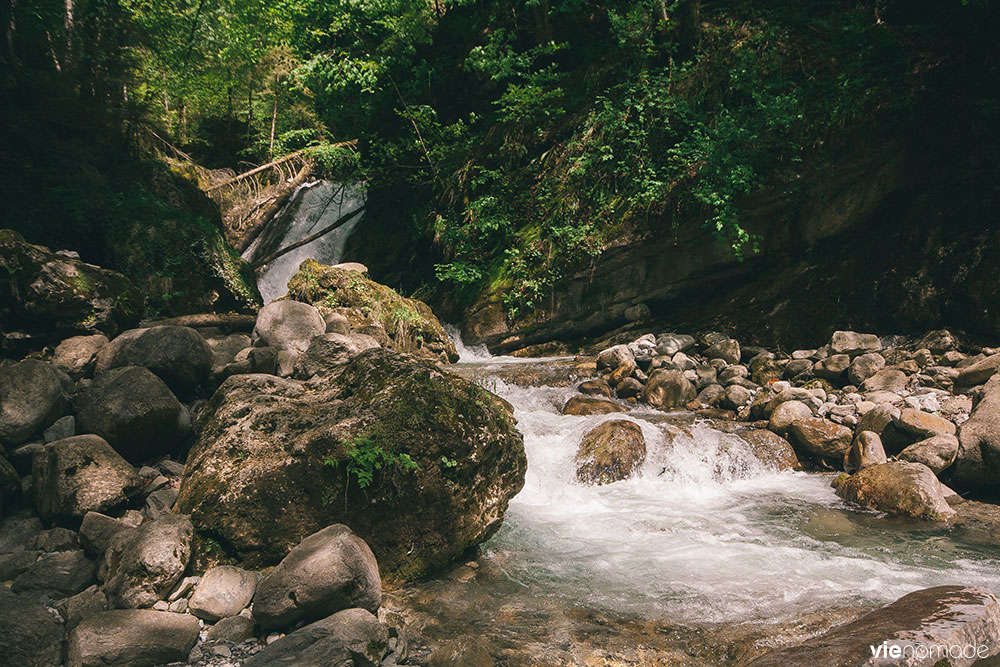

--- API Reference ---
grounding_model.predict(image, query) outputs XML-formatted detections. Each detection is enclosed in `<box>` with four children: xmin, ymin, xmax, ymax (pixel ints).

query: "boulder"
<box><xmin>843</xmin><ymin>431</ymin><xmax>887</xmax><ymax>474</ymax></box>
<box><xmin>655</xmin><ymin>334</ymin><xmax>695</xmax><ymax>357</ymax></box>
<box><xmin>705</xmin><ymin>339</ymin><xmax>741</xmax><ymax>365</ymax></box>
<box><xmin>292</xmin><ymin>332</ymin><xmax>381</xmax><ymax>379</ymax></box>
<box><xmin>53</xmin><ymin>334</ymin><xmax>109</xmax><ymax>379</ymax></box>
<box><xmin>835</xmin><ymin>462</ymin><xmax>955</xmax><ymax>520</ymax></box>
<box><xmin>75</xmin><ymin>366</ymin><xmax>187</xmax><ymax>464</ymax></box>
<box><xmin>847</xmin><ymin>352</ymin><xmax>886</xmax><ymax>386</ymax></box>
<box><xmin>856</xmin><ymin>403</ymin><xmax>899</xmax><ymax>435</ymax></box>
<box><xmin>951</xmin><ymin>375</ymin><xmax>1000</xmax><ymax>491</ymax></box>
<box><xmin>813</xmin><ymin>354</ymin><xmax>850</xmax><ymax>381</ymax></box>
<box><xmin>103</xmin><ymin>514</ymin><xmax>193</xmax><ymax>608</ymax></box>
<box><xmin>253</xmin><ymin>300</ymin><xmax>325</xmax><ymax>354</ymax></box>
<box><xmin>175</xmin><ymin>349</ymin><xmax>526</xmax><ymax>580</ymax></box>
<box><xmin>0</xmin><ymin>585</ymin><xmax>65</xmax><ymax>667</ymax></box>
<box><xmin>286</xmin><ymin>259</ymin><xmax>459</xmax><ymax>363</ymax></box>
<box><xmin>58</xmin><ymin>585</ymin><xmax>108</xmax><ymax>631</ymax></box>
<box><xmin>0</xmin><ymin>229</ymin><xmax>141</xmax><ymax>349</ymax></box>
<box><xmin>79</xmin><ymin>512</ymin><xmax>130</xmax><ymax>557</ymax></box>
<box><xmin>575</xmin><ymin>420</ymin><xmax>646</xmax><ymax>485</ymax></box>
<box><xmin>737</xmin><ymin>429</ymin><xmax>799</xmax><ymax>471</ymax></box>
<box><xmin>188</xmin><ymin>565</ymin><xmax>257</xmax><ymax>622</ymax></box>
<box><xmin>0</xmin><ymin>453</ymin><xmax>18</xmax><ymax>513</ymax></box>
<box><xmin>899</xmin><ymin>434</ymin><xmax>960</xmax><ymax>474</ymax></box>
<box><xmin>0</xmin><ymin>360</ymin><xmax>70</xmax><ymax>447</ymax></box>
<box><xmin>563</xmin><ymin>395</ymin><xmax>627</xmax><ymax>415</ymax></box>
<box><xmin>893</xmin><ymin>408</ymin><xmax>956</xmax><ymax>439</ymax></box>
<box><xmin>12</xmin><ymin>549</ymin><xmax>96</xmax><ymax>598</ymax></box>
<box><xmin>206</xmin><ymin>333</ymin><xmax>252</xmax><ymax>369</ymax></box>
<box><xmin>787</xmin><ymin>418</ymin><xmax>853</xmax><ymax>462</ymax></box>
<box><xmin>956</xmin><ymin>353</ymin><xmax>1000</xmax><ymax>387</ymax></box>
<box><xmin>768</xmin><ymin>401</ymin><xmax>814</xmax><ymax>436</ymax></box>
<box><xmin>829</xmin><ymin>331</ymin><xmax>881</xmax><ymax>357</ymax></box>
<box><xmin>244</xmin><ymin>608</ymin><xmax>388</xmax><ymax>667</ymax></box>
<box><xmin>749</xmin><ymin>356</ymin><xmax>782</xmax><ymax>385</ymax></box>
<box><xmin>67</xmin><ymin>609</ymin><xmax>199</xmax><ymax>667</ymax></box>
<box><xmin>642</xmin><ymin>369</ymin><xmax>696</xmax><ymax>409</ymax></box>
<box><xmin>749</xmin><ymin>586</ymin><xmax>1000</xmax><ymax>666</ymax></box>
<box><xmin>764</xmin><ymin>388</ymin><xmax>821</xmax><ymax>418</ymax></box>
<box><xmin>861</xmin><ymin>369</ymin><xmax>908</xmax><ymax>394</ymax></box>
<box><xmin>206</xmin><ymin>614</ymin><xmax>256</xmax><ymax>643</ymax></box>
<box><xmin>596</xmin><ymin>344</ymin><xmax>634</xmax><ymax>372</ymax></box>
<box><xmin>95</xmin><ymin>326</ymin><xmax>213</xmax><ymax>398</ymax></box>
<box><xmin>324</xmin><ymin>311</ymin><xmax>351</xmax><ymax>334</ymax></box>
<box><xmin>32</xmin><ymin>435</ymin><xmax>142</xmax><ymax>520</ymax></box>
<box><xmin>719</xmin><ymin>384</ymin><xmax>753</xmax><ymax>411</ymax></box>
<box><xmin>254</xmin><ymin>524</ymin><xmax>380</xmax><ymax>630</ymax></box>
<box><xmin>578</xmin><ymin>379</ymin><xmax>612</xmax><ymax>398</ymax></box>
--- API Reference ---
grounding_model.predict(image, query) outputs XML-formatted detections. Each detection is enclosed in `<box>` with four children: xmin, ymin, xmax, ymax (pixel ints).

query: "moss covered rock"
<box><xmin>285</xmin><ymin>259</ymin><xmax>458</xmax><ymax>363</ymax></box>
<box><xmin>175</xmin><ymin>348</ymin><xmax>525</xmax><ymax>581</ymax></box>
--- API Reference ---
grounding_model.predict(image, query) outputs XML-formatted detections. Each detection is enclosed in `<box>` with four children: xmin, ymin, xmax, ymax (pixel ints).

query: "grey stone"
<box><xmin>655</xmin><ymin>334</ymin><xmax>695</xmax><ymax>357</ymax></box>
<box><xmin>254</xmin><ymin>524</ymin><xmax>381</xmax><ymax>630</ymax></box>
<box><xmin>253</xmin><ymin>301</ymin><xmax>326</xmax><ymax>355</ymax></box>
<box><xmin>596</xmin><ymin>344</ymin><xmax>634</xmax><ymax>371</ymax></box>
<box><xmin>31</xmin><ymin>527</ymin><xmax>80</xmax><ymax>552</ymax></box>
<box><xmin>324</xmin><ymin>312</ymin><xmax>351</xmax><ymax>335</ymax></box>
<box><xmin>207</xmin><ymin>333</ymin><xmax>253</xmax><ymax>370</ymax></box>
<box><xmin>899</xmin><ymin>434</ymin><xmax>960</xmax><ymax>474</ymax></box>
<box><xmin>0</xmin><ymin>585</ymin><xmax>65</xmax><ymax>667</ymax></box>
<box><xmin>207</xmin><ymin>614</ymin><xmax>257</xmax><ymax>643</ymax></box>
<box><xmin>244</xmin><ymin>608</ymin><xmax>387</xmax><ymax>667</ymax></box>
<box><xmin>67</xmin><ymin>609</ymin><xmax>199</xmax><ymax>667</ymax></box>
<box><xmin>951</xmin><ymin>375</ymin><xmax>1000</xmax><ymax>491</ymax></box>
<box><xmin>847</xmin><ymin>352</ymin><xmax>886</xmax><ymax>386</ymax></box>
<box><xmin>103</xmin><ymin>514</ymin><xmax>193</xmax><ymax>609</ymax></box>
<box><xmin>58</xmin><ymin>585</ymin><xmax>108</xmax><ymax>630</ymax></box>
<box><xmin>144</xmin><ymin>487</ymin><xmax>179</xmax><ymax>519</ymax></box>
<box><xmin>0</xmin><ymin>513</ymin><xmax>43</xmax><ymax>553</ymax></box>
<box><xmin>52</xmin><ymin>334</ymin><xmax>109</xmax><ymax>379</ymax></box>
<box><xmin>43</xmin><ymin>415</ymin><xmax>76</xmax><ymax>443</ymax></box>
<box><xmin>0</xmin><ymin>360</ymin><xmax>70</xmax><ymax>447</ymax></box>
<box><xmin>189</xmin><ymin>565</ymin><xmax>257</xmax><ymax>622</ymax></box>
<box><xmin>96</xmin><ymin>326</ymin><xmax>213</xmax><ymax>398</ymax></box>
<box><xmin>768</xmin><ymin>401</ymin><xmax>814</xmax><ymax>436</ymax></box>
<box><xmin>956</xmin><ymin>353</ymin><xmax>1000</xmax><ymax>387</ymax></box>
<box><xmin>292</xmin><ymin>333</ymin><xmax>381</xmax><ymax>379</ymax></box>
<box><xmin>705</xmin><ymin>339</ymin><xmax>741</xmax><ymax>365</ymax></box>
<box><xmin>829</xmin><ymin>331</ymin><xmax>882</xmax><ymax>357</ymax></box>
<box><xmin>0</xmin><ymin>453</ymin><xmax>18</xmax><ymax>513</ymax></box>
<box><xmin>0</xmin><ymin>549</ymin><xmax>39</xmax><ymax>580</ymax></box>
<box><xmin>79</xmin><ymin>511</ymin><xmax>128</xmax><ymax>557</ymax></box>
<box><xmin>12</xmin><ymin>549</ymin><xmax>96</xmax><ymax>598</ymax></box>
<box><xmin>813</xmin><ymin>354</ymin><xmax>850</xmax><ymax>381</ymax></box>
<box><xmin>861</xmin><ymin>369</ymin><xmax>908</xmax><ymax>394</ymax></box>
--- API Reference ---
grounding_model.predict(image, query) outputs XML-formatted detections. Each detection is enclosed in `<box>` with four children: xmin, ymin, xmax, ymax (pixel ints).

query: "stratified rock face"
<box><xmin>0</xmin><ymin>359</ymin><xmax>70</xmax><ymax>447</ymax></box>
<box><xmin>0</xmin><ymin>586</ymin><xmax>65</xmax><ymax>667</ymax></box>
<box><xmin>835</xmin><ymin>462</ymin><xmax>955</xmax><ymax>520</ymax></box>
<box><xmin>95</xmin><ymin>326</ymin><xmax>213</xmax><ymax>398</ymax></box>
<box><xmin>952</xmin><ymin>375</ymin><xmax>1000</xmax><ymax>491</ymax></box>
<box><xmin>0</xmin><ymin>229</ymin><xmax>141</xmax><ymax>350</ymax></box>
<box><xmin>67</xmin><ymin>609</ymin><xmax>199</xmax><ymax>667</ymax></box>
<box><xmin>749</xmin><ymin>586</ymin><xmax>1000</xmax><ymax>667</ymax></box>
<box><xmin>175</xmin><ymin>348</ymin><xmax>526</xmax><ymax>581</ymax></box>
<box><xmin>32</xmin><ymin>435</ymin><xmax>142</xmax><ymax>521</ymax></box>
<box><xmin>75</xmin><ymin>366</ymin><xmax>187</xmax><ymax>464</ymax></box>
<box><xmin>286</xmin><ymin>259</ymin><xmax>459</xmax><ymax>363</ymax></box>
<box><xmin>244</xmin><ymin>608</ymin><xmax>388</xmax><ymax>667</ymax></box>
<box><xmin>253</xmin><ymin>524</ymin><xmax>380</xmax><ymax>630</ymax></box>
<box><xmin>575</xmin><ymin>420</ymin><xmax>646</xmax><ymax>485</ymax></box>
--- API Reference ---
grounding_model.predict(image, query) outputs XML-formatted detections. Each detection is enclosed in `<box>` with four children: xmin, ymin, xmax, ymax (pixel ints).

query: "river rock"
<box><xmin>58</xmin><ymin>585</ymin><xmax>108</xmax><ymax>631</ymax></box>
<box><xmin>642</xmin><ymin>369</ymin><xmax>696</xmax><ymax>409</ymax></box>
<box><xmin>597</xmin><ymin>344</ymin><xmax>634</xmax><ymax>372</ymax></box>
<box><xmin>719</xmin><ymin>384</ymin><xmax>753</xmax><ymax>411</ymax></box>
<box><xmin>655</xmin><ymin>334</ymin><xmax>695</xmax><ymax>357</ymax></box>
<box><xmin>12</xmin><ymin>549</ymin><xmax>96</xmax><ymax>598</ymax></box>
<box><xmin>705</xmin><ymin>339</ymin><xmax>741</xmax><ymax>365</ymax></box>
<box><xmin>787</xmin><ymin>417</ymin><xmax>853</xmax><ymax>462</ymax></box>
<box><xmin>79</xmin><ymin>512</ymin><xmax>129</xmax><ymax>557</ymax></box>
<box><xmin>32</xmin><ymin>435</ymin><xmax>142</xmax><ymax>521</ymax></box>
<box><xmin>575</xmin><ymin>420</ymin><xmax>646</xmax><ymax>485</ymax></box>
<box><xmin>843</xmin><ymin>431</ymin><xmax>887</xmax><ymax>474</ymax></box>
<box><xmin>764</xmin><ymin>388</ymin><xmax>821</xmax><ymax>417</ymax></box>
<box><xmin>847</xmin><ymin>352</ymin><xmax>886</xmax><ymax>386</ymax></box>
<box><xmin>206</xmin><ymin>333</ymin><xmax>252</xmax><ymax>369</ymax></box>
<box><xmin>75</xmin><ymin>366</ymin><xmax>187</xmax><ymax>464</ymax></box>
<box><xmin>737</xmin><ymin>429</ymin><xmax>799</xmax><ymax>471</ymax></box>
<box><xmin>578</xmin><ymin>379</ymin><xmax>612</xmax><ymax>397</ymax></box>
<box><xmin>67</xmin><ymin>609</ymin><xmax>199</xmax><ymax>667</ymax></box>
<box><xmin>768</xmin><ymin>401</ymin><xmax>814</xmax><ymax>435</ymax></box>
<box><xmin>0</xmin><ymin>585</ymin><xmax>65</xmax><ymax>667</ymax></box>
<box><xmin>956</xmin><ymin>353</ymin><xmax>1000</xmax><ymax>387</ymax></box>
<box><xmin>206</xmin><ymin>614</ymin><xmax>256</xmax><ymax>643</ymax></box>
<box><xmin>252</xmin><ymin>300</ymin><xmax>325</xmax><ymax>354</ymax></box>
<box><xmin>95</xmin><ymin>326</ymin><xmax>213</xmax><ymax>398</ymax></box>
<box><xmin>292</xmin><ymin>332</ymin><xmax>381</xmax><ymax>379</ymax></box>
<box><xmin>829</xmin><ymin>330</ymin><xmax>882</xmax><ymax>357</ymax></box>
<box><xmin>749</xmin><ymin>356</ymin><xmax>782</xmax><ymax>385</ymax></box>
<box><xmin>53</xmin><ymin>334</ymin><xmax>109</xmax><ymax>379</ymax></box>
<box><xmin>749</xmin><ymin>585</ymin><xmax>1000</xmax><ymax>666</ymax></box>
<box><xmin>188</xmin><ymin>565</ymin><xmax>257</xmax><ymax>622</ymax></box>
<box><xmin>103</xmin><ymin>514</ymin><xmax>193</xmax><ymax>608</ymax></box>
<box><xmin>254</xmin><ymin>524</ymin><xmax>380</xmax><ymax>630</ymax></box>
<box><xmin>813</xmin><ymin>354</ymin><xmax>850</xmax><ymax>381</ymax></box>
<box><xmin>835</xmin><ymin>461</ymin><xmax>955</xmax><ymax>520</ymax></box>
<box><xmin>0</xmin><ymin>359</ymin><xmax>70</xmax><ymax>447</ymax></box>
<box><xmin>175</xmin><ymin>349</ymin><xmax>525</xmax><ymax>580</ymax></box>
<box><xmin>563</xmin><ymin>395</ymin><xmax>626</xmax><ymax>415</ymax></box>
<box><xmin>899</xmin><ymin>434</ymin><xmax>960</xmax><ymax>474</ymax></box>
<box><xmin>893</xmin><ymin>408</ymin><xmax>956</xmax><ymax>439</ymax></box>
<box><xmin>244</xmin><ymin>607</ymin><xmax>388</xmax><ymax>667</ymax></box>
<box><xmin>862</xmin><ymin>369</ymin><xmax>908</xmax><ymax>394</ymax></box>
<box><xmin>951</xmin><ymin>375</ymin><xmax>1000</xmax><ymax>491</ymax></box>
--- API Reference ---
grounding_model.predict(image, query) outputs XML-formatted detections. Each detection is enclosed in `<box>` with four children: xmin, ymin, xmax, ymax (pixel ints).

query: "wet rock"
<box><xmin>58</xmin><ymin>585</ymin><xmax>108</xmax><ymax>630</ymax></box>
<box><xmin>893</xmin><ymin>408</ymin><xmax>956</xmax><ymax>439</ymax></box>
<box><xmin>67</xmin><ymin>609</ymin><xmax>199</xmax><ymax>667</ymax></box>
<box><xmin>956</xmin><ymin>353</ymin><xmax>1000</xmax><ymax>387</ymax></box>
<box><xmin>75</xmin><ymin>366</ymin><xmax>187</xmax><ymax>465</ymax></box>
<box><xmin>244</xmin><ymin>607</ymin><xmax>387</xmax><ymax>667</ymax></box>
<box><xmin>813</xmin><ymin>354</ymin><xmax>850</xmax><ymax>381</ymax></box>
<box><xmin>642</xmin><ymin>369</ymin><xmax>696</xmax><ymax>409</ymax></box>
<box><xmin>737</xmin><ymin>429</ymin><xmax>799</xmax><ymax>471</ymax></box>
<box><xmin>103</xmin><ymin>514</ymin><xmax>193</xmax><ymax>609</ymax></box>
<box><xmin>12</xmin><ymin>549</ymin><xmax>96</xmax><ymax>598</ymax></box>
<box><xmin>847</xmin><ymin>352</ymin><xmax>886</xmax><ymax>386</ymax></box>
<box><xmin>575</xmin><ymin>420</ymin><xmax>646</xmax><ymax>485</ymax></box>
<box><xmin>0</xmin><ymin>359</ymin><xmax>70</xmax><ymax>447</ymax></box>
<box><xmin>96</xmin><ymin>326</ymin><xmax>213</xmax><ymax>399</ymax></box>
<box><xmin>899</xmin><ymin>434</ymin><xmax>960</xmax><ymax>474</ymax></box>
<box><xmin>829</xmin><ymin>331</ymin><xmax>881</xmax><ymax>357</ymax></box>
<box><xmin>563</xmin><ymin>395</ymin><xmax>627</xmax><ymax>415</ymax></box>
<box><xmin>835</xmin><ymin>462</ymin><xmax>955</xmax><ymax>520</ymax></box>
<box><xmin>207</xmin><ymin>614</ymin><xmax>257</xmax><ymax>643</ymax></box>
<box><xmin>750</xmin><ymin>585</ymin><xmax>999</xmax><ymax>666</ymax></box>
<box><xmin>176</xmin><ymin>350</ymin><xmax>526</xmax><ymax>580</ymax></box>
<box><xmin>254</xmin><ymin>524</ymin><xmax>380</xmax><ymax>630</ymax></box>
<box><xmin>861</xmin><ymin>369</ymin><xmax>908</xmax><ymax>394</ymax></box>
<box><xmin>951</xmin><ymin>375</ymin><xmax>1000</xmax><ymax>491</ymax></box>
<box><xmin>428</xmin><ymin>637</ymin><xmax>495</xmax><ymax>667</ymax></box>
<box><xmin>787</xmin><ymin>417</ymin><xmax>853</xmax><ymax>462</ymax></box>
<box><xmin>252</xmin><ymin>300</ymin><xmax>325</xmax><ymax>354</ymax></box>
<box><xmin>0</xmin><ymin>585</ymin><xmax>65</xmax><ymax>667</ymax></box>
<box><xmin>292</xmin><ymin>332</ymin><xmax>381</xmax><ymax>379</ymax></box>
<box><xmin>188</xmin><ymin>565</ymin><xmax>257</xmax><ymax>622</ymax></box>
<box><xmin>32</xmin><ymin>435</ymin><xmax>142</xmax><ymax>521</ymax></box>
<box><xmin>768</xmin><ymin>401</ymin><xmax>814</xmax><ymax>436</ymax></box>
<box><xmin>705</xmin><ymin>339</ymin><xmax>741</xmax><ymax>365</ymax></box>
<box><xmin>578</xmin><ymin>379</ymin><xmax>612</xmax><ymax>398</ymax></box>
<box><xmin>697</xmin><ymin>384</ymin><xmax>726</xmax><ymax>407</ymax></box>
<box><xmin>53</xmin><ymin>334</ymin><xmax>109</xmax><ymax>380</ymax></box>
<box><xmin>843</xmin><ymin>431</ymin><xmax>887</xmax><ymax>474</ymax></box>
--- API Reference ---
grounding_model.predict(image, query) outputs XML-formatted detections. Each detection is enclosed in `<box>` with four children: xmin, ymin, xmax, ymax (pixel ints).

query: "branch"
<box><xmin>249</xmin><ymin>203</ymin><xmax>366</xmax><ymax>269</ymax></box>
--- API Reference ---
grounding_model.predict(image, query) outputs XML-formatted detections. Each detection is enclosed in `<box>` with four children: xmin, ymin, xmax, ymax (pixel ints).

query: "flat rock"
<box><xmin>562</xmin><ymin>395</ymin><xmax>627</xmax><ymax>416</ymax></box>
<box><xmin>244</xmin><ymin>608</ymin><xmax>387</xmax><ymax>667</ymax></box>
<box><xmin>894</xmin><ymin>408</ymin><xmax>956</xmax><ymax>439</ymax></box>
<box><xmin>12</xmin><ymin>549</ymin><xmax>96</xmax><ymax>599</ymax></box>
<box><xmin>956</xmin><ymin>353</ymin><xmax>1000</xmax><ymax>387</ymax></box>
<box><xmin>835</xmin><ymin>461</ymin><xmax>956</xmax><ymax>520</ymax></box>
<box><xmin>829</xmin><ymin>331</ymin><xmax>882</xmax><ymax>357</ymax></box>
<box><xmin>67</xmin><ymin>609</ymin><xmax>199</xmax><ymax>667</ymax></box>
<box><xmin>862</xmin><ymin>369</ymin><xmax>908</xmax><ymax>394</ymax></box>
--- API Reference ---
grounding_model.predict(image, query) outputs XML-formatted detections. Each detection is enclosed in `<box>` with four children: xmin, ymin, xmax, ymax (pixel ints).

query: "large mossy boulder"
<box><xmin>285</xmin><ymin>259</ymin><xmax>459</xmax><ymax>363</ymax></box>
<box><xmin>175</xmin><ymin>348</ymin><xmax>525</xmax><ymax>581</ymax></box>
<box><xmin>0</xmin><ymin>229</ymin><xmax>141</xmax><ymax>351</ymax></box>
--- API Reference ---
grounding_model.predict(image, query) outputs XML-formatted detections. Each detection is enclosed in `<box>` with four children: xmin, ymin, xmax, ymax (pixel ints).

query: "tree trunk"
<box><xmin>63</xmin><ymin>0</ymin><xmax>73</xmax><ymax>70</ymax></box>
<box><xmin>675</xmin><ymin>0</ymin><xmax>701</xmax><ymax>61</ymax></box>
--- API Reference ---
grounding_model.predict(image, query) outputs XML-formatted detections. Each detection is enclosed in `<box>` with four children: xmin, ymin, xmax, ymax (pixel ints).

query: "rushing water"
<box><xmin>447</xmin><ymin>334</ymin><xmax>1000</xmax><ymax>627</ymax></box>
<box><xmin>242</xmin><ymin>181</ymin><xmax>365</xmax><ymax>303</ymax></box>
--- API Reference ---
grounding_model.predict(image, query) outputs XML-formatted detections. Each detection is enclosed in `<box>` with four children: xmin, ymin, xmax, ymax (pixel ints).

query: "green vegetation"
<box><xmin>324</xmin><ymin>435</ymin><xmax>419</xmax><ymax>491</ymax></box>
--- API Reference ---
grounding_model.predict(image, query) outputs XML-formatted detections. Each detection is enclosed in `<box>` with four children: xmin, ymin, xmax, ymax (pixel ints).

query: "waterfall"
<box><xmin>243</xmin><ymin>181</ymin><xmax>365</xmax><ymax>304</ymax></box>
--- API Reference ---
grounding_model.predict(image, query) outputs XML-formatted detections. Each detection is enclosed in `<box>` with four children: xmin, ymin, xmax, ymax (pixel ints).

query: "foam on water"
<box><xmin>451</xmin><ymin>333</ymin><xmax>1000</xmax><ymax>624</ymax></box>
